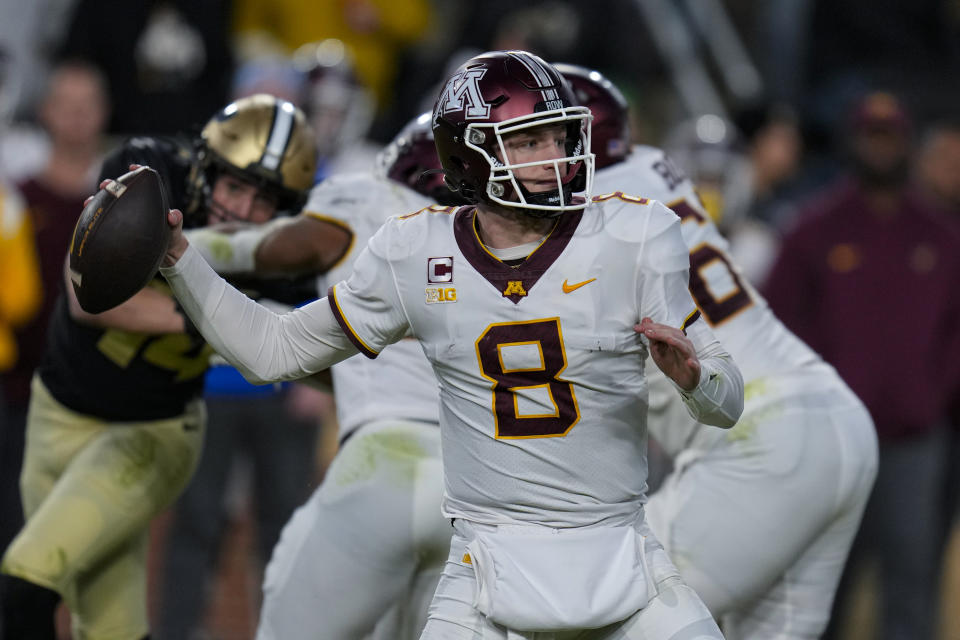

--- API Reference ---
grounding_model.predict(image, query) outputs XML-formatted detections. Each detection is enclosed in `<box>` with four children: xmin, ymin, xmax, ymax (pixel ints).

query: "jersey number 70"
<box><xmin>475</xmin><ymin>318</ymin><xmax>580</xmax><ymax>439</ymax></box>
<box><xmin>670</xmin><ymin>199</ymin><xmax>754</xmax><ymax>325</ymax></box>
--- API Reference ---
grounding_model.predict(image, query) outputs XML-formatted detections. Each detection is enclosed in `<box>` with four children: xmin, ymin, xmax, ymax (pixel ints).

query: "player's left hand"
<box><xmin>636</xmin><ymin>316</ymin><xmax>701</xmax><ymax>391</ymax></box>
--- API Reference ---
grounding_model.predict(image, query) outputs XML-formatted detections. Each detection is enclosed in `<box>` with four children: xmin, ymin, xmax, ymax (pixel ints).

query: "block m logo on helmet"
<box><xmin>438</xmin><ymin>68</ymin><xmax>491</xmax><ymax>120</ymax></box>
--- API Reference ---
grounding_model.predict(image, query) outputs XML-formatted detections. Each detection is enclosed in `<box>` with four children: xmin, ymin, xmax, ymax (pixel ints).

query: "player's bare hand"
<box><xmin>636</xmin><ymin>316</ymin><xmax>701</xmax><ymax>391</ymax></box>
<box><xmin>163</xmin><ymin>208</ymin><xmax>189</xmax><ymax>267</ymax></box>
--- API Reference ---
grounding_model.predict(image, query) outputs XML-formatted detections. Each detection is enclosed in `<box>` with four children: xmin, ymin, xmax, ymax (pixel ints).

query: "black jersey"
<box><xmin>100</xmin><ymin>135</ymin><xmax>197</xmax><ymax>220</ymax></box>
<box><xmin>38</xmin><ymin>290</ymin><xmax>214</xmax><ymax>420</ymax></box>
<box><xmin>38</xmin><ymin>136</ymin><xmax>212</xmax><ymax>420</ymax></box>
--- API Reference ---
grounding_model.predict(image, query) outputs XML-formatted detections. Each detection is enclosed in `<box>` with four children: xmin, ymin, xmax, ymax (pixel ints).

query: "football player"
<box><xmin>0</xmin><ymin>94</ymin><xmax>345</xmax><ymax>640</ymax></box>
<box><xmin>558</xmin><ymin>63</ymin><xmax>879</xmax><ymax>639</ymax></box>
<box><xmin>256</xmin><ymin>113</ymin><xmax>453</xmax><ymax>640</ymax></box>
<box><xmin>159</xmin><ymin>51</ymin><xmax>744</xmax><ymax>639</ymax></box>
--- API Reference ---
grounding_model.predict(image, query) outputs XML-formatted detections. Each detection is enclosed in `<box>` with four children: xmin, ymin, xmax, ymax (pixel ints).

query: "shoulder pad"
<box><xmin>589</xmin><ymin>195</ymin><xmax>679</xmax><ymax>244</ymax></box>
<box><xmin>304</xmin><ymin>173</ymin><xmax>383</xmax><ymax>213</ymax></box>
<box><xmin>369</xmin><ymin>204</ymin><xmax>457</xmax><ymax>261</ymax></box>
<box><xmin>305</xmin><ymin>173</ymin><xmax>436</xmax><ymax>230</ymax></box>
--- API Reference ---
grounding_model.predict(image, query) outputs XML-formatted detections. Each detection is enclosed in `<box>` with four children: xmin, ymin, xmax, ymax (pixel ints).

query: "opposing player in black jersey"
<box><xmin>0</xmin><ymin>93</ymin><xmax>349</xmax><ymax>640</ymax></box>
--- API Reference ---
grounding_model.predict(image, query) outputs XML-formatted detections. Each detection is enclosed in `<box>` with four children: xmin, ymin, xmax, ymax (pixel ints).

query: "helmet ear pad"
<box><xmin>442</xmin><ymin>153</ymin><xmax>477</xmax><ymax>201</ymax></box>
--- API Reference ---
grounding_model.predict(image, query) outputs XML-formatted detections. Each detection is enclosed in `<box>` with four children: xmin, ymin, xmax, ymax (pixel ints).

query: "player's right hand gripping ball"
<box><xmin>68</xmin><ymin>166</ymin><xmax>171</xmax><ymax>314</ymax></box>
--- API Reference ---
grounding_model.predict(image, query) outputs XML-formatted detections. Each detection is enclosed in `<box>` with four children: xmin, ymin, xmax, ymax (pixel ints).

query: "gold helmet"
<box><xmin>187</xmin><ymin>93</ymin><xmax>317</xmax><ymax>225</ymax></box>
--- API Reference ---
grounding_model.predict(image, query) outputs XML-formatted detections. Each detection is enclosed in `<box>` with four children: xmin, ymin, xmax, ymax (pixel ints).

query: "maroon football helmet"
<box><xmin>431</xmin><ymin>50</ymin><xmax>594</xmax><ymax>217</ymax></box>
<box><xmin>378</xmin><ymin>112</ymin><xmax>464</xmax><ymax>206</ymax></box>
<box><xmin>554</xmin><ymin>63</ymin><xmax>630</xmax><ymax>170</ymax></box>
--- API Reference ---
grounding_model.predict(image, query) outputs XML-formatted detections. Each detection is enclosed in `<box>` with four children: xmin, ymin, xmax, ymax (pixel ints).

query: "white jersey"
<box><xmin>303</xmin><ymin>174</ymin><xmax>441</xmax><ymax>439</ymax></box>
<box><xmin>329</xmin><ymin>196</ymin><xmax>705</xmax><ymax>528</ymax></box>
<box><xmin>595</xmin><ymin>145</ymin><xmax>838</xmax><ymax>455</ymax></box>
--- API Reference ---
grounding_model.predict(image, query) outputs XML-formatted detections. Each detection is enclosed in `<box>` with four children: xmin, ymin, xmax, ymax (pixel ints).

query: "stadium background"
<box><xmin>1</xmin><ymin>0</ymin><xmax>958</xmax><ymax>638</ymax></box>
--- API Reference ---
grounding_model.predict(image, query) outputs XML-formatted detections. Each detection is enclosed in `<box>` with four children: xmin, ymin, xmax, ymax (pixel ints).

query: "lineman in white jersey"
<box><xmin>256</xmin><ymin>116</ymin><xmax>456</xmax><ymax>640</ymax></box>
<box><xmin>558</xmin><ymin>63</ymin><xmax>878</xmax><ymax>638</ymax></box>
<box><xmin>158</xmin><ymin>51</ymin><xmax>744</xmax><ymax>639</ymax></box>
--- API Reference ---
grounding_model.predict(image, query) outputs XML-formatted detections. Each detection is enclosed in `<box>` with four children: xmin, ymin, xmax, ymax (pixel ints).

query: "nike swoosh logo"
<box><xmin>562</xmin><ymin>278</ymin><xmax>596</xmax><ymax>294</ymax></box>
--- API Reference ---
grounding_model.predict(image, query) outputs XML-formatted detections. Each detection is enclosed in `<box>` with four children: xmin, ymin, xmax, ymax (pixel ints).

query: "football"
<box><xmin>68</xmin><ymin>166</ymin><xmax>171</xmax><ymax>314</ymax></box>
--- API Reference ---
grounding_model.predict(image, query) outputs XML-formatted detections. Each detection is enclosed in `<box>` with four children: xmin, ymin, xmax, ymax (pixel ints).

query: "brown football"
<box><xmin>68</xmin><ymin>166</ymin><xmax>171</xmax><ymax>314</ymax></box>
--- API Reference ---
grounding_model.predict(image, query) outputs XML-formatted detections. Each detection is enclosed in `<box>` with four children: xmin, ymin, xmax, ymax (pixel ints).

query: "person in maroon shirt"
<box><xmin>765</xmin><ymin>92</ymin><xmax>960</xmax><ymax>640</ymax></box>
<box><xmin>0</xmin><ymin>59</ymin><xmax>108</xmax><ymax>558</ymax></box>
<box><xmin>915</xmin><ymin>118</ymin><xmax>960</xmax><ymax>603</ymax></box>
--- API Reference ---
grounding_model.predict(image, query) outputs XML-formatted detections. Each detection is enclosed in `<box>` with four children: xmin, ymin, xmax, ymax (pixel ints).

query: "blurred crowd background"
<box><xmin>1</xmin><ymin>1</ymin><xmax>959</xmax><ymax>639</ymax></box>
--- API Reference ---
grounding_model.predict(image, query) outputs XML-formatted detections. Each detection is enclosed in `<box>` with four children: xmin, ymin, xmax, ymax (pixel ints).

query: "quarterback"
<box><xmin>560</xmin><ymin>63</ymin><xmax>878</xmax><ymax>639</ymax></box>
<box><xmin>160</xmin><ymin>51</ymin><xmax>743</xmax><ymax>638</ymax></box>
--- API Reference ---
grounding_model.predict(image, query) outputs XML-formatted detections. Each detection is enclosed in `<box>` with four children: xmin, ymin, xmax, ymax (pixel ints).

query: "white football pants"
<box><xmin>256</xmin><ymin>419</ymin><xmax>449</xmax><ymax>640</ymax></box>
<box><xmin>647</xmin><ymin>383</ymin><xmax>878</xmax><ymax>639</ymax></box>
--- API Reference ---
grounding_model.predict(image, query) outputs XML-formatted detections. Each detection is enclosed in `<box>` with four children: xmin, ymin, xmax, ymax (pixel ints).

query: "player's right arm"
<box><xmin>162</xmin><ymin>202</ymin><xmax>415</xmax><ymax>384</ymax></box>
<box><xmin>161</xmin><ymin>239</ymin><xmax>359</xmax><ymax>383</ymax></box>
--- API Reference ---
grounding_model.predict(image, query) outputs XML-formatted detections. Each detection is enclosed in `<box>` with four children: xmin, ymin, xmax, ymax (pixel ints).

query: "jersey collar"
<box><xmin>453</xmin><ymin>206</ymin><xmax>583</xmax><ymax>304</ymax></box>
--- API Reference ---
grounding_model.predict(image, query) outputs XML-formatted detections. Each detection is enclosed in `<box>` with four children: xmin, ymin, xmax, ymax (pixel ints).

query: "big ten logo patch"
<box><xmin>427</xmin><ymin>256</ymin><xmax>454</xmax><ymax>283</ymax></box>
<box><xmin>426</xmin><ymin>287</ymin><xmax>457</xmax><ymax>304</ymax></box>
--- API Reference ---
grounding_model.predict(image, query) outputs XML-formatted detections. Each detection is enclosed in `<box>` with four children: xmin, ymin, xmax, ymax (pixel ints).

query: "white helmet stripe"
<box><xmin>509</xmin><ymin>51</ymin><xmax>560</xmax><ymax>103</ymax></box>
<box><xmin>261</xmin><ymin>100</ymin><xmax>296</xmax><ymax>171</ymax></box>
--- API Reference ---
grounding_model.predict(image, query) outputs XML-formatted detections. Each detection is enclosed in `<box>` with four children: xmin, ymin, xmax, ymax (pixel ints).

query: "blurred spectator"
<box><xmin>733</xmin><ymin>103</ymin><xmax>805</xmax><ymax>225</ymax></box>
<box><xmin>763</xmin><ymin>91</ymin><xmax>960</xmax><ymax>640</ymax></box>
<box><xmin>231</xmin><ymin>0</ymin><xmax>431</xmax><ymax>113</ymax></box>
<box><xmin>422</xmin><ymin>1</ymin><xmax>658</xmax><ymax>122</ymax></box>
<box><xmin>0</xmin><ymin>54</ymin><xmax>44</xmax><ymax>632</ymax></box>
<box><xmin>915</xmin><ymin>119</ymin><xmax>960</xmax><ymax>571</ymax></box>
<box><xmin>0</xmin><ymin>182</ymin><xmax>42</xmax><ymax>559</ymax></box>
<box><xmin>662</xmin><ymin>114</ymin><xmax>752</xmax><ymax>226</ymax></box>
<box><xmin>57</xmin><ymin>0</ymin><xmax>232</xmax><ymax>135</ymax></box>
<box><xmin>451</xmin><ymin>0</ymin><xmax>650</xmax><ymax>78</ymax></box>
<box><xmin>0</xmin><ymin>58</ymin><xmax>108</xmax><ymax>569</ymax></box>
<box><xmin>232</xmin><ymin>55</ymin><xmax>305</xmax><ymax>105</ymax></box>
<box><xmin>294</xmin><ymin>39</ymin><xmax>379</xmax><ymax>177</ymax></box>
<box><xmin>758</xmin><ymin>0</ymin><xmax>960</xmax><ymax>162</ymax></box>
<box><xmin>0</xmin><ymin>44</ymin><xmax>49</xmax><ymax>184</ymax></box>
<box><xmin>0</xmin><ymin>0</ymin><xmax>78</xmax><ymax>120</ymax></box>
<box><xmin>490</xmin><ymin>1</ymin><xmax>582</xmax><ymax>59</ymax></box>
<box><xmin>662</xmin><ymin>111</ymin><xmax>796</xmax><ymax>286</ymax></box>
<box><xmin>916</xmin><ymin>119</ymin><xmax>960</xmax><ymax>216</ymax></box>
